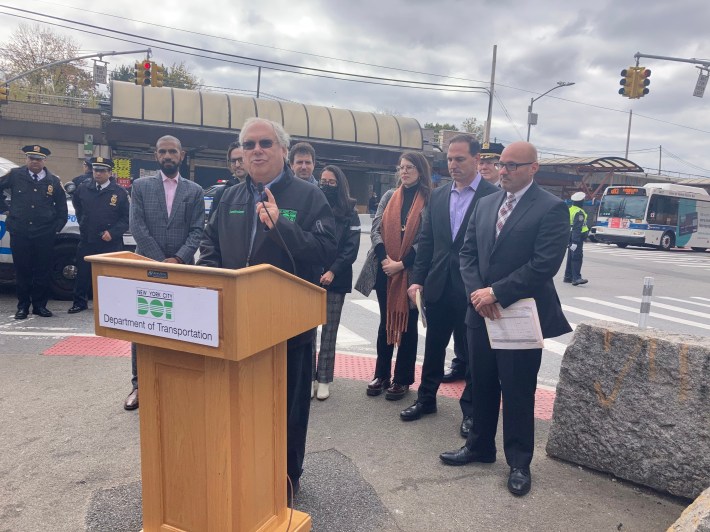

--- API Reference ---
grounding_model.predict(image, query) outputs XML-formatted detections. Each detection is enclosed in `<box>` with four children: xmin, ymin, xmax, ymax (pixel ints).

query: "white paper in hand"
<box><xmin>484</xmin><ymin>298</ymin><xmax>543</xmax><ymax>350</ymax></box>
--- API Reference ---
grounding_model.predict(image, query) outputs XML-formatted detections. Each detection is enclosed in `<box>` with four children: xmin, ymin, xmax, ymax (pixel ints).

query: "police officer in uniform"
<box><xmin>564</xmin><ymin>191</ymin><xmax>589</xmax><ymax>286</ymax></box>
<box><xmin>68</xmin><ymin>157</ymin><xmax>129</xmax><ymax>313</ymax></box>
<box><xmin>72</xmin><ymin>158</ymin><xmax>94</xmax><ymax>188</ymax></box>
<box><xmin>0</xmin><ymin>145</ymin><xmax>68</xmax><ymax>319</ymax></box>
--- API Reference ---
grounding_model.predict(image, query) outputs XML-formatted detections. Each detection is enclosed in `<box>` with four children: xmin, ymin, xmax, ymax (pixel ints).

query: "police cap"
<box><xmin>22</xmin><ymin>145</ymin><xmax>51</xmax><ymax>159</ymax></box>
<box><xmin>571</xmin><ymin>192</ymin><xmax>586</xmax><ymax>202</ymax></box>
<box><xmin>90</xmin><ymin>156</ymin><xmax>114</xmax><ymax>170</ymax></box>
<box><xmin>479</xmin><ymin>142</ymin><xmax>504</xmax><ymax>160</ymax></box>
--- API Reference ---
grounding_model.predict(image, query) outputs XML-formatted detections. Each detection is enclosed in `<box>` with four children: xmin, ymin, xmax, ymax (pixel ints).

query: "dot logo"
<box><xmin>136</xmin><ymin>288</ymin><xmax>174</xmax><ymax>320</ymax></box>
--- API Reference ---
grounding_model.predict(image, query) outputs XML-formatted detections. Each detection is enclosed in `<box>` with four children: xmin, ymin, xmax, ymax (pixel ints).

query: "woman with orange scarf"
<box><xmin>355</xmin><ymin>152</ymin><xmax>432</xmax><ymax>400</ymax></box>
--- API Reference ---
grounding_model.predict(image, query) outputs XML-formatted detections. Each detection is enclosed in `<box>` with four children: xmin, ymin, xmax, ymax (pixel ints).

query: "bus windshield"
<box><xmin>598</xmin><ymin>195</ymin><xmax>648</xmax><ymax>219</ymax></box>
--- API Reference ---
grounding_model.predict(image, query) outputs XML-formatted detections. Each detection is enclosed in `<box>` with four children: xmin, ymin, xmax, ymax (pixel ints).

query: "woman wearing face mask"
<box><xmin>312</xmin><ymin>165</ymin><xmax>361</xmax><ymax>400</ymax></box>
<box><xmin>355</xmin><ymin>152</ymin><xmax>431</xmax><ymax>401</ymax></box>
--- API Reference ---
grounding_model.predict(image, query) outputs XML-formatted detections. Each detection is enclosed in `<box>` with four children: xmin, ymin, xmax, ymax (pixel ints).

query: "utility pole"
<box><xmin>658</xmin><ymin>145</ymin><xmax>662</xmax><ymax>175</ymax></box>
<box><xmin>625</xmin><ymin>109</ymin><xmax>633</xmax><ymax>159</ymax></box>
<box><xmin>484</xmin><ymin>45</ymin><xmax>497</xmax><ymax>144</ymax></box>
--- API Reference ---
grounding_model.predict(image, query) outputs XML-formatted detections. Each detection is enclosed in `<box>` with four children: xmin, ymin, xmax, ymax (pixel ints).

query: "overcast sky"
<box><xmin>1</xmin><ymin>0</ymin><xmax>709</xmax><ymax>178</ymax></box>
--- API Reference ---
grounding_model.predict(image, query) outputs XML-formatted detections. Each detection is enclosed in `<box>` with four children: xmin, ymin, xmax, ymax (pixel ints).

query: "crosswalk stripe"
<box><xmin>561</xmin><ymin>304</ymin><xmax>636</xmax><ymax>325</ymax></box>
<box><xmin>658</xmin><ymin>296</ymin><xmax>710</xmax><ymax>309</ymax></box>
<box><xmin>317</xmin><ymin>324</ymin><xmax>370</xmax><ymax>347</ymax></box>
<box><xmin>351</xmin><ymin>298</ymin><xmax>454</xmax><ymax>349</ymax></box>
<box><xmin>618</xmin><ymin>296</ymin><xmax>710</xmax><ymax>319</ymax></box>
<box><xmin>575</xmin><ymin>297</ymin><xmax>710</xmax><ymax>330</ymax></box>
<box><xmin>544</xmin><ymin>339</ymin><xmax>567</xmax><ymax>356</ymax></box>
<box><xmin>692</xmin><ymin>297</ymin><xmax>710</xmax><ymax>302</ymax></box>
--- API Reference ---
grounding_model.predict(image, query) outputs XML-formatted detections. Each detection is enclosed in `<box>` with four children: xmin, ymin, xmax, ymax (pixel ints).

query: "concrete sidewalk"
<box><xmin>0</xmin><ymin>345</ymin><xmax>688</xmax><ymax>531</ymax></box>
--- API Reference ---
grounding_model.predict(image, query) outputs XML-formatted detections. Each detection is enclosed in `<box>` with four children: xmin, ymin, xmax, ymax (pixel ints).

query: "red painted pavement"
<box><xmin>43</xmin><ymin>337</ymin><xmax>556</xmax><ymax>420</ymax></box>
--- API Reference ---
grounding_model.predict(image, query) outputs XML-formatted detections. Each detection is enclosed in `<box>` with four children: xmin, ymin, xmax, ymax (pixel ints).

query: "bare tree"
<box><xmin>0</xmin><ymin>23</ymin><xmax>95</xmax><ymax>99</ymax></box>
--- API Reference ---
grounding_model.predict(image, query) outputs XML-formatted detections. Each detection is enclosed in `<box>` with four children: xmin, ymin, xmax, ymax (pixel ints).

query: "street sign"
<box><xmin>93</xmin><ymin>62</ymin><xmax>107</xmax><ymax>85</ymax></box>
<box><xmin>693</xmin><ymin>70</ymin><xmax>708</xmax><ymax>98</ymax></box>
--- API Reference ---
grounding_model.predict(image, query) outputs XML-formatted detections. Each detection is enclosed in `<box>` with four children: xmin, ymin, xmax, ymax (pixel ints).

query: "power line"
<box><xmin>0</xmin><ymin>5</ymin><xmax>490</xmax><ymax>92</ymax></box>
<box><xmin>28</xmin><ymin>0</ymin><xmax>494</xmax><ymax>86</ymax></box>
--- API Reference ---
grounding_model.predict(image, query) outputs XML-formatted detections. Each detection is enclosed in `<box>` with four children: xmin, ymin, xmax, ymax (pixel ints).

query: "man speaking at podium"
<box><xmin>198</xmin><ymin>118</ymin><xmax>337</xmax><ymax>495</ymax></box>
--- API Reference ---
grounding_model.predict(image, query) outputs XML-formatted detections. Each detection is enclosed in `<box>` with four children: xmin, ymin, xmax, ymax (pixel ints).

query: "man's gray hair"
<box><xmin>155</xmin><ymin>135</ymin><xmax>182</xmax><ymax>151</ymax></box>
<box><xmin>239</xmin><ymin>118</ymin><xmax>291</xmax><ymax>149</ymax></box>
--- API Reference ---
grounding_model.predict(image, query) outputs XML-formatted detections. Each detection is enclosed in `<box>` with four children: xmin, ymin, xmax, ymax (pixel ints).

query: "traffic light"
<box><xmin>634</xmin><ymin>68</ymin><xmax>651</xmax><ymax>98</ymax></box>
<box><xmin>0</xmin><ymin>84</ymin><xmax>8</xmax><ymax>102</ymax></box>
<box><xmin>134</xmin><ymin>61</ymin><xmax>151</xmax><ymax>86</ymax></box>
<box><xmin>151</xmin><ymin>63</ymin><xmax>165</xmax><ymax>87</ymax></box>
<box><xmin>618</xmin><ymin>67</ymin><xmax>635</xmax><ymax>98</ymax></box>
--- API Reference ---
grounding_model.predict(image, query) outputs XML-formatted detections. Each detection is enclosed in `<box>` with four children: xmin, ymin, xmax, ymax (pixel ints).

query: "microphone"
<box><xmin>256</xmin><ymin>183</ymin><xmax>297</xmax><ymax>276</ymax></box>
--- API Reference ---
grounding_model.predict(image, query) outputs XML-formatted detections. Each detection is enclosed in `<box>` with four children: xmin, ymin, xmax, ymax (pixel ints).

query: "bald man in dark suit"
<box><xmin>439</xmin><ymin>141</ymin><xmax>571</xmax><ymax>497</ymax></box>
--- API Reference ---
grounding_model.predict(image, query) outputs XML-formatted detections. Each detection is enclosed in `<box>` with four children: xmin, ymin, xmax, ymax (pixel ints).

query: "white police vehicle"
<box><xmin>0</xmin><ymin>157</ymin><xmax>135</xmax><ymax>300</ymax></box>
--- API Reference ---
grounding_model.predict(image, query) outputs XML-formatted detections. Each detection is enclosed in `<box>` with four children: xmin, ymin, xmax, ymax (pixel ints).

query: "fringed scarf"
<box><xmin>381</xmin><ymin>186</ymin><xmax>425</xmax><ymax>346</ymax></box>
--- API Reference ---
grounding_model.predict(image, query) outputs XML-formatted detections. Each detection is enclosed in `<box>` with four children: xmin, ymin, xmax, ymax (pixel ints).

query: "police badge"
<box><xmin>110</xmin><ymin>194</ymin><xmax>118</xmax><ymax>206</ymax></box>
<box><xmin>47</xmin><ymin>184</ymin><xmax>54</xmax><ymax>195</ymax></box>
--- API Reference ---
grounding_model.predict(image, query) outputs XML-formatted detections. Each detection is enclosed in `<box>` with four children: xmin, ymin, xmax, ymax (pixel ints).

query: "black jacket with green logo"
<box><xmin>198</xmin><ymin>164</ymin><xmax>337</xmax><ymax>345</ymax></box>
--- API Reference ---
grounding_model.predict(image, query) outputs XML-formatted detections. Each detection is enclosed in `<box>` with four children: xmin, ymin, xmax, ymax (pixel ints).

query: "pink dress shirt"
<box><xmin>162</xmin><ymin>174</ymin><xmax>178</xmax><ymax>217</ymax></box>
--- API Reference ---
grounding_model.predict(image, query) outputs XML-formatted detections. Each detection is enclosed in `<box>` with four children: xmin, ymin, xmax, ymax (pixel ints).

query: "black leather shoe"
<box><xmin>68</xmin><ymin>305</ymin><xmax>87</xmax><ymax>314</ymax></box>
<box><xmin>400</xmin><ymin>401</ymin><xmax>437</xmax><ymax>421</ymax></box>
<box><xmin>366</xmin><ymin>377</ymin><xmax>391</xmax><ymax>397</ymax></box>
<box><xmin>442</xmin><ymin>367</ymin><xmax>465</xmax><ymax>383</ymax></box>
<box><xmin>124</xmin><ymin>388</ymin><xmax>139</xmax><ymax>410</ymax></box>
<box><xmin>385</xmin><ymin>382</ymin><xmax>409</xmax><ymax>401</ymax></box>
<box><xmin>572</xmin><ymin>278</ymin><xmax>588</xmax><ymax>286</ymax></box>
<box><xmin>14</xmin><ymin>308</ymin><xmax>29</xmax><ymax>320</ymax></box>
<box><xmin>460</xmin><ymin>416</ymin><xmax>473</xmax><ymax>438</ymax></box>
<box><xmin>32</xmin><ymin>307</ymin><xmax>53</xmax><ymax>317</ymax></box>
<box><xmin>507</xmin><ymin>467</ymin><xmax>532</xmax><ymax>496</ymax></box>
<box><xmin>439</xmin><ymin>446</ymin><xmax>496</xmax><ymax>466</ymax></box>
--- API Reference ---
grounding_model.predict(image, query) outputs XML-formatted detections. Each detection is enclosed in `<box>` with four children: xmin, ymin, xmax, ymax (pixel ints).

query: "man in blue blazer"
<box><xmin>439</xmin><ymin>141</ymin><xmax>571</xmax><ymax>497</ymax></box>
<box><xmin>123</xmin><ymin>135</ymin><xmax>205</xmax><ymax>410</ymax></box>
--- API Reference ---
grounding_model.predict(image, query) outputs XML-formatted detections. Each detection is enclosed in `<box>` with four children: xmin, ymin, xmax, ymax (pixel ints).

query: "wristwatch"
<box><xmin>489</xmin><ymin>287</ymin><xmax>497</xmax><ymax>301</ymax></box>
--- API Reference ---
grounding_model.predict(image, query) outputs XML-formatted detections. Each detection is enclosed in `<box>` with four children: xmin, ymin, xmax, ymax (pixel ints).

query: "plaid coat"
<box><xmin>129</xmin><ymin>173</ymin><xmax>204</xmax><ymax>264</ymax></box>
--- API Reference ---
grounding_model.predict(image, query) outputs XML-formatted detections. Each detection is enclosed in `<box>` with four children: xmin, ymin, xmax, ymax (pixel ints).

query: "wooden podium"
<box><xmin>87</xmin><ymin>252</ymin><xmax>322</xmax><ymax>532</ymax></box>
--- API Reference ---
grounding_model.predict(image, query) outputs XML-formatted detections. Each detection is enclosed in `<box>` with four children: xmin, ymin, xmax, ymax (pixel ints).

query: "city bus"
<box><xmin>591</xmin><ymin>183</ymin><xmax>710</xmax><ymax>251</ymax></box>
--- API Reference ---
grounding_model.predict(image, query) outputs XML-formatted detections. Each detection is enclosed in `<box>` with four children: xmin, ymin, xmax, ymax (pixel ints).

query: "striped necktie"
<box><xmin>495</xmin><ymin>193</ymin><xmax>516</xmax><ymax>238</ymax></box>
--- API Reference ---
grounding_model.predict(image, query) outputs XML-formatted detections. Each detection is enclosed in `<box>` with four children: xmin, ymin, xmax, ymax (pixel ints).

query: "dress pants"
<box><xmin>417</xmin><ymin>283</ymin><xmax>473</xmax><ymax>416</ymax></box>
<box><xmin>73</xmin><ymin>240</ymin><xmax>122</xmax><ymax>307</ymax></box>
<box><xmin>465</xmin><ymin>325</ymin><xmax>542</xmax><ymax>468</ymax></box>
<box><xmin>449</xmin><ymin>328</ymin><xmax>468</xmax><ymax>375</ymax></box>
<box><xmin>564</xmin><ymin>240</ymin><xmax>584</xmax><ymax>281</ymax></box>
<box><xmin>374</xmin><ymin>266</ymin><xmax>418</xmax><ymax>385</ymax></box>
<box><xmin>10</xmin><ymin>231</ymin><xmax>56</xmax><ymax>310</ymax></box>
<box><xmin>287</xmin><ymin>341</ymin><xmax>313</xmax><ymax>483</ymax></box>
<box><xmin>313</xmin><ymin>292</ymin><xmax>346</xmax><ymax>383</ymax></box>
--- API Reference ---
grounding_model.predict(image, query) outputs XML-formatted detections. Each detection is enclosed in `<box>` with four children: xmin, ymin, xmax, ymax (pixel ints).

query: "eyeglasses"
<box><xmin>242</xmin><ymin>139</ymin><xmax>274</xmax><ymax>151</ymax></box>
<box><xmin>229</xmin><ymin>158</ymin><xmax>243</xmax><ymax>164</ymax></box>
<box><xmin>396</xmin><ymin>164</ymin><xmax>416</xmax><ymax>172</ymax></box>
<box><xmin>494</xmin><ymin>161</ymin><xmax>535</xmax><ymax>171</ymax></box>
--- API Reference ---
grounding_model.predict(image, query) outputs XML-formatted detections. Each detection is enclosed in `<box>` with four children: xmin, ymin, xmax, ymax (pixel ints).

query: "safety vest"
<box><xmin>569</xmin><ymin>205</ymin><xmax>588</xmax><ymax>233</ymax></box>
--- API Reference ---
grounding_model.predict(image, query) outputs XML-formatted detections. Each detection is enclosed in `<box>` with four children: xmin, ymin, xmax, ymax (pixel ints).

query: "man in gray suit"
<box><xmin>123</xmin><ymin>135</ymin><xmax>205</xmax><ymax>410</ymax></box>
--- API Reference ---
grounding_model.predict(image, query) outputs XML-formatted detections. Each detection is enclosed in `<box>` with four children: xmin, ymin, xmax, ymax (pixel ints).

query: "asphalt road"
<box><xmin>0</xmin><ymin>229</ymin><xmax>703</xmax><ymax>531</ymax></box>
